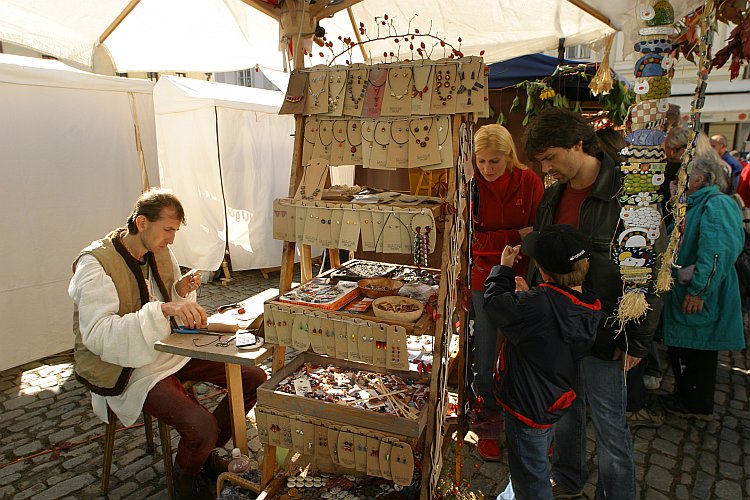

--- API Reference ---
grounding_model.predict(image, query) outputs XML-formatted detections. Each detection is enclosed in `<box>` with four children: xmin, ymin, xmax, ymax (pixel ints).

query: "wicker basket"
<box><xmin>357</xmin><ymin>278</ymin><xmax>403</xmax><ymax>299</ymax></box>
<box><xmin>371</xmin><ymin>296</ymin><xmax>424</xmax><ymax>323</ymax></box>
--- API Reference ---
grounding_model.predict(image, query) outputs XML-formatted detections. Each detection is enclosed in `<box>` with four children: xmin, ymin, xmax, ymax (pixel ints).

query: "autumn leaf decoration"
<box><xmin>711</xmin><ymin>11</ymin><xmax>750</xmax><ymax>79</ymax></box>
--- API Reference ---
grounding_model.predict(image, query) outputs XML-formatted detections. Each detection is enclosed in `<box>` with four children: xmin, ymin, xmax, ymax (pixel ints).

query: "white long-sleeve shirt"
<box><xmin>68</xmin><ymin>248</ymin><xmax>192</xmax><ymax>426</ymax></box>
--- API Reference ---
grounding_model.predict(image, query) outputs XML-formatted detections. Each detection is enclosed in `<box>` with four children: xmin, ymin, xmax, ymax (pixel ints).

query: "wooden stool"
<box><xmin>101</xmin><ymin>406</ymin><xmax>176</xmax><ymax>498</ymax></box>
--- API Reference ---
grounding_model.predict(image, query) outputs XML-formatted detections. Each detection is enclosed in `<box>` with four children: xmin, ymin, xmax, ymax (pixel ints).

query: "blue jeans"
<box><xmin>552</xmin><ymin>355</ymin><xmax>635</xmax><ymax>499</ymax></box>
<box><xmin>471</xmin><ymin>290</ymin><xmax>500</xmax><ymax>411</ymax></box>
<box><xmin>505</xmin><ymin>414</ymin><xmax>553</xmax><ymax>500</ymax></box>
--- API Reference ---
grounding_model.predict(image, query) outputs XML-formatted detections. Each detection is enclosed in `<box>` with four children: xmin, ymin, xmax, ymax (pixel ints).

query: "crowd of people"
<box><xmin>67</xmin><ymin>105</ymin><xmax>749</xmax><ymax>500</ymax></box>
<box><xmin>470</xmin><ymin>108</ymin><xmax>748</xmax><ymax>499</ymax></box>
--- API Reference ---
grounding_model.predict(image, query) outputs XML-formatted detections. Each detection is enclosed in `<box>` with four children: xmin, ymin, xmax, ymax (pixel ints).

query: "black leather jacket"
<box><xmin>528</xmin><ymin>154</ymin><xmax>664</xmax><ymax>360</ymax></box>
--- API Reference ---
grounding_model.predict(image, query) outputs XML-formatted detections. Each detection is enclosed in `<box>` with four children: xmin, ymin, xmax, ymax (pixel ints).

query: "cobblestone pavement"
<box><xmin>1</xmin><ymin>268</ymin><xmax>749</xmax><ymax>499</ymax></box>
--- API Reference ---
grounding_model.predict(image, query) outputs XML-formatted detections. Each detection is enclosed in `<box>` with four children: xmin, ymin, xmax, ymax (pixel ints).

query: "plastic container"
<box><xmin>227</xmin><ymin>447</ymin><xmax>251</xmax><ymax>474</ymax></box>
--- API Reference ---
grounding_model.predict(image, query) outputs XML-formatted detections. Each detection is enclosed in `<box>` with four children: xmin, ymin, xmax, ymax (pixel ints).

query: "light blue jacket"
<box><xmin>664</xmin><ymin>185</ymin><xmax>746</xmax><ymax>351</ymax></box>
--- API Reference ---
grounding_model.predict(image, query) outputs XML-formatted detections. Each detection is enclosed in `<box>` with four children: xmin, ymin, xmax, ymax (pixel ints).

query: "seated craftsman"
<box><xmin>69</xmin><ymin>188</ymin><xmax>267</xmax><ymax>499</ymax></box>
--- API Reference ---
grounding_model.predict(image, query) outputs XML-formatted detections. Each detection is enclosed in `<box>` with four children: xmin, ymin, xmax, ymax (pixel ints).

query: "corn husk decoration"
<box><xmin>616</xmin><ymin>0</ymin><xmax>678</xmax><ymax>327</ymax></box>
<box><xmin>589</xmin><ymin>33</ymin><xmax>615</xmax><ymax>96</ymax></box>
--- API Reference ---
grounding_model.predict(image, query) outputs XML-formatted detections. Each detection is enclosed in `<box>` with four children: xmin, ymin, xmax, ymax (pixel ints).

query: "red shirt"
<box><xmin>736</xmin><ymin>164</ymin><xmax>750</xmax><ymax>208</ymax></box>
<box><xmin>471</xmin><ymin>167</ymin><xmax>544</xmax><ymax>290</ymax></box>
<box><xmin>554</xmin><ymin>183</ymin><xmax>594</xmax><ymax>228</ymax></box>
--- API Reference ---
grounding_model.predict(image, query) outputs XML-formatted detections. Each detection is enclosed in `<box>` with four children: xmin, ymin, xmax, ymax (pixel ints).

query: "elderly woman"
<box><xmin>662</xmin><ymin>153</ymin><xmax>746</xmax><ymax>420</ymax></box>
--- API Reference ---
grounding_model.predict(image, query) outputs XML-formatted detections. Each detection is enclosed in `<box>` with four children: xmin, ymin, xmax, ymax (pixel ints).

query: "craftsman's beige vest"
<box><xmin>72</xmin><ymin>228</ymin><xmax>175</xmax><ymax>396</ymax></box>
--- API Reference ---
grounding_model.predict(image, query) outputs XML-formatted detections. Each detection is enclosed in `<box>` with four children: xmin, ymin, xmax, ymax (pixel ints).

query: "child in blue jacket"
<box><xmin>484</xmin><ymin>224</ymin><xmax>602</xmax><ymax>500</ymax></box>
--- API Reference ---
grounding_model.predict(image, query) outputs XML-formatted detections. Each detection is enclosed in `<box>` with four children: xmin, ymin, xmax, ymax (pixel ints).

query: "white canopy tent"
<box><xmin>0</xmin><ymin>54</ymin><xmax>157</xmax><ymax>371</ymax></box>
<box><xmin>0</xmin><ymin>0</ymin><xmax>703</xmax><ymax>73</ymax></box>
<box><xmin>153</xmin><ymin>76</ymin><xmax>296</xmax><ymax>272</ymax></box>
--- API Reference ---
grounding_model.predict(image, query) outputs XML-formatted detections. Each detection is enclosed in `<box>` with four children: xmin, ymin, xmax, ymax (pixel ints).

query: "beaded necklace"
<box><xmin>346</xmin><ymin>120</ymin><xmax>362</xmax><ymax>153</ymax></box>
<box><xmin>387</xmin><ymin>67</ymin><xmax>413</xmax><ymax>100</ymax></box>
<box><xmin>327</xmin><ymin>70</ymin><xmax>347</xmax><ymax>111</ymax></box>
<box><xmin>307</xmin><ymin>72</ymin><xmax>327</xmax><ymax>107</ymax></box>
<box><xmin>434</xmin><ymin>68</ymin><xmax>455</xmax><ymax>107</ymax></box>
<box><xmin>411</xmin><ymin>64</ymin><xmax>432</xmax><ymax>99</ymax></box>
<box><xmin>409</xmin><ymin>118</ymin><xmax>433</xmax><ymax>148</ymax></box>
<box><xmin>346</xmin><ymin>70</ymin><xmax>368</xmax><ymax>109</ymax></box>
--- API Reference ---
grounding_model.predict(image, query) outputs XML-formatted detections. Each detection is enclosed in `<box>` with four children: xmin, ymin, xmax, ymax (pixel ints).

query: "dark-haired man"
<box><xmin>523</xmin><ymin>109</ymin><xmax>663</xmax><ymax>499</ymax></box>
<box><xmin>69</xmin><ymin>188</ymin><xmax>266</xmax><ymax>499</ymax></box>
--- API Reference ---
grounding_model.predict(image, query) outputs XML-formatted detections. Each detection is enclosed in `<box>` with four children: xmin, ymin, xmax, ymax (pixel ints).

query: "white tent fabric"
<box><xmin>0</xmin><ymin>0</ymin><xmax>703</xmax><ymax>73</ymax></box>
<box><xmin>154</xmin><ymin>76</ymin><xmax>295</xmax><ymax>272</ymax></box>
<box><xmin>0</xmin><ymin>54</ymin><xmax>157</xmax><ymax>371</ymax></box>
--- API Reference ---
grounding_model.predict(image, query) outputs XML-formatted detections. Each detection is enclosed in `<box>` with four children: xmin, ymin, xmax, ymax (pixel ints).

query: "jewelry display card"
<box><xmin>382</xmin><ymin>212</ymin><xmax>404</xmax><ymax>254</ymax></box>
<box><xmin>357</xmin><ymin>322</ymin><xmax>374</xmax><ymax>364</ymax></box>
<box><xmin>386</xmin><ymin>324</ymin><xmax>409</xmax><ymax>371</ymax></box>
<box><xmin>303</xmin><ymin>421</ymin><xmax>317</xmax><ymax>456</ymax></box>
<box><xmin>378</xmin><ymin>439</ymin><xmax>393</xmax><ymax>481</ymax></box>
<box><xmin>308</xmin><ymin>314</ymin><xmax>325</xmax><ymax>354</ymax></box>
<box><xmin>362</xmin><ymin>66</ymin><xmax>388</xmax><ymax>118</ymax></box>
<box><xmin>430</xmin><ymin>61</ymin><xmax>459</xmax><ymax>115</ymax></box>
<box><xmin>272</xmin><ymin>198</ymin><xmax>290</xmax><ymax>241</ymax></box>
<box><xmin>286</xmin><ymin>204</ymin><xmax>297</xmax><ymax>243</ymax></box>
<box><xmin>337</xmin><ymin>209</ymin><xmax>361</xmax><ymax>251</ymax></box>
<box><xmin>326</xmin><ymin>66</ymin><xmax>347</xmax><ymax>116</ymax></box>
<box><xmin>321</xmin><ymin>316</ymin><xmax>337</xmax><ymax>357</ymax></box>
<box><xmin>255</xmin><ymin>408</ymin><xmax>269</xmax><ymax>444</ymax></box>
<box><xmin>328</xmin><ymin>427</ymin><xmax>341</xmax><ymax>464</ymax></box>
<box><xmin>345</xmin><ymin>119</ymin><xmax>362</xmax><ymax>165</ymax></box>
<box><xmin>390</xmin><ymin>441</ymin><xmax>415</xmax><ymax>486</ymax></box>
<box><xmin>359</xmin><ymin>209</ymin><xmax>376</xmax><ymax>251</ymax></box>
<box><xmin>302</xmin><ymin>206</ymin><xmax>321</xmax><ymax>247</ymax></box>
<box><xmin>368</xmin><ymin>120</ymin><xmax>392</xmax><ymax>170</ymax></box>
<box><xmin>381</xmin><ymin>65</ymin><xmax>413</xmax><ymax>117</ymax></box>
<box><xmin>396</xmin><ymin>208</ymin><xmax>415</xmax><ymax>254</ymax></box>
<box><xmin>279</xmin><ymin>415</ymin><xmax>294</xmax><ymax>449</ymax></box>
<box><xmin>334</xmin><ymin>320</ymin><xmax>348</xmax><ymax>359</ymax></box>
<box><xmin>314</xmin><ymin>424</ymin><xmax>330</xmax><ymax>461</ymax></box>
<box><xmin>343</xmin><ymin>65</ymin><xmax>368</xmax><ymax>117</ymax></box>
<box><xmin>295</xmin><ymin>159</ymin><xmax>329</xmax><ymax>201</ymax></box>
<box><xmin>387</xmin><ymin>119</ymin><xmax>410</xmax><ymax>169</ymax></box>
<box><xmin>293</xmin><ymin>205</ymin><xmax>307</xmax><ymax>243</ymax></box>
<box><xmin>423</xmin><ymin>115</ymin><xmax>453</xmax><ymax>171</ymax></box>
<box><xmin>312</xmin><ymin>120</ymin><xmax>333</xmax><ymax>163</ymax></box>
<box><xmin>371</xmin><ymin>209</ymin><xmax>386</xmax><ymax>252</ymax></box>
<box><xmin>353</xmin><ymin>432</ymin><xmax>369</xmax><ymax>472</ymax></box>
<box><xmin>456</xmin><ymin>56</ymin><xmax>486</xmax><ymax>114</ymax></box>
<box><xmin>408</xmin><ymin>117</ymin><xmax>441</xmax><ymax>168</ymax></box>
<box><xmin>279</xmin><ymin>70</ymin><xmax>308</xmax><ymax>115</ymax></box>
<box><xmin>329</xmin><ymin>207</ymin><xmax>344</xmax><ymax>248</ymax></box>
<box><xmin>267</xmin><ymin>413</ymin><xmax>282</xmax><ymax>446</ymax></box>
<box><xmin>275</xmin><ymin>306</ymin><xmax>293</xmax><ymax>346</ymax></box>
<box><xmin>337</xmin><ymin>428</ymin><xmax>356</xmax><ymax>468</ymax></box>
<box><xmin>303</xmin><ymin>66</ymin><xmax>329</xmax><ymax>115</ymax></box>
<box><xmin>301</xmin><ymin>116</ymin><xmax>318</xmax><ymax>166</ymax></box>
<box><xmin>263</xmin><ymin>304</ymin><xmax>279</xmax><ymax>344</ymax></box>
<box><xmin>346</xmin><ymin>321</ymin><xmax>361</xmax><ymax>362</ymax></box>
<box><xmin>290</xmin><ymin>418</ymin><xmax>305</xmax><ymax>450</ymax></box>
<box><xmin>316</xmin><ymin>207</ymin><xmax>333</xmax><ymax>248</ymax></box>
<box><xmin>372</xmin><ymin>322</ymin><xmax>388</xmax><ymax>369</ymax></box>
<box><xmin>366</xmin><ymin>436</ymin><xmax>382</xmax><ymax>477</ymax></box>
<box><xmin>410</xmin><ymin>61</ymin><xmax>434</xmax><ymax>115</ymax></box>
<box><xmin>330</xmin><ymin>119</ymin><xmax>348</xmax><ymax>166</ymax></box>
<box><xmin>291</xmin><ymin>313</ymin><xmax>311</xmax><ymax>351</ymax></box>
<box><xmin>360</xmin><ymin>119</ymin><xmax>375</xmax><ymax>168</ymax></box>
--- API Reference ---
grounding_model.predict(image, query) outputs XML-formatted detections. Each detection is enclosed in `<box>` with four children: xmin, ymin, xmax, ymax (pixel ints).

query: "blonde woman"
<box><xmin>470</xmin><ymin>124</ymin><xmax>544</xmax><ymax>461</ymax></box>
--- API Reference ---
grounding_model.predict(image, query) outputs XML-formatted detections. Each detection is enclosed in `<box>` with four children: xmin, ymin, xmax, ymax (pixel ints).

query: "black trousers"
<box><xmin>668</xmin><ymin>346</ymin><xmax>718</xmax><ymax>414</ymax></box>
<box><xmin>626</xmin><ymin>361</ymin><xmax>646</xmax><ymax>412</ymax></box>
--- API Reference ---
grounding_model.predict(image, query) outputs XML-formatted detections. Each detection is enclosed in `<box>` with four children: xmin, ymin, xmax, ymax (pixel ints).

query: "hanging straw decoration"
<box><xmin>655</xmin><ymin>0</ymin><xmax>716</xmax><ymax>292</ymax></box>
<box><xmin>616</xmin><ymin>0</ymin><xmax>680</xmax><ymax>326</ymax></box>
<box><xmin>589</xmin><ymin>33</ymin><xmax>615</xmax><ymax>96</ymax></box>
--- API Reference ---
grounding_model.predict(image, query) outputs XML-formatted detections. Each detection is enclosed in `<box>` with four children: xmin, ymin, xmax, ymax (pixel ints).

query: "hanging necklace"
<box><xmin>332</xmin><ymin>120</ymin><xmax>348</xmax><ymax>154</ymax></box>
<box><xmin>318</xmin><ymin>121</ymin><xmax>334</xmax><ymax>147</ymax></box>
<box><xmin>372</xmin><ymin>122</ymin><xmax>391</xmax><ymax>151</ymax></box>
<box><xmin>413</xmin><ymin>226</ymin><xmax>430</xmax><ymax>268</ymax></box>
<box><xmin>409</xmin><ymin>118</ymin><xmax>433</xmax><ymax>148</ymax></box>
<box><xmin>346</xmin><ymin>120</ymin><xmax>362</xmax><ymax>153</ymax></box>
<box><xmin>387</xmin><ymin>67</ymin><xmax>413</xmax><ymax>100</ymax></box>
<box><xmin>366</xmin><ymin>68</ymin><xmax>388</xmax><ymax>105</ymax></box>
<box><xmin>434</xmin><ymin>68</ymin><xmax>455</xmax><ymax>107</ymax></box>
<box><xmin>307</xmin><ymin>72</ymin><xmax>327</xmax><ymax>107</ymax></box>
<box><xmin>436</xmin><ymin>116</ymin><xmax>451</xmax><ymax>146</ymax></box>
<box><xmin>456</xmin><ymin>61</ymin><xmax>485</xmax><ymax>105</ymax></box>
<box><xmin>346</xmin><ymin>70</ymin><xmax>368</xmax><ymax>109</ymax></box>
<box><xmin>304</xmin><ymin>118</ymin><xmax>319</xmax><ymax>145</ymax></box>
<box><xmin>361</xmin><ymin>121</ymin><xmax>375</xmax><ymax>151</ymax></box>
<box><xmin>411</xmin><ymin>65</ymin><xmax>432</xmax><ymax>99</ymax></box>
<box><xmin>390</xmin><ymin>122</ymin><xmax>410</xmax><ymax>149</ymax></box>
<box><xmin>328</xmin><ymin>71</ymin><xmax>347</xmax><ymax>111</ymax></box>
<box><xmin>299</xmin><ymin>164</ymin><xmax>328</xmax><ymax>200</ymax></box>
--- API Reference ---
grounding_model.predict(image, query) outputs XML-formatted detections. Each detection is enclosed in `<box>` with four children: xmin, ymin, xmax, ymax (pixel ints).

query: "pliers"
<box><xmin>217</xmin><ymin>302</ymin><xmax>243</xmax><ymax>313</ymax></box>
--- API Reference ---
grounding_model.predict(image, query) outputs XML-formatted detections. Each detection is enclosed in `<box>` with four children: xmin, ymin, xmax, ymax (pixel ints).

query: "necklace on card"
<box><xmin>387</xmin><ymin>67</ymin><xmax>413</xmax><ymax>100</ymax></box>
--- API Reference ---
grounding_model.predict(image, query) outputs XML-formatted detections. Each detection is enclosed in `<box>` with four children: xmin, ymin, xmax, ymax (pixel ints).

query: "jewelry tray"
<box><xmin>257</xmin><ymin>352</ymin><xmax>429</xmax><ymax>440</ymax></box>
<box><xmin>277</xmin><ymin>281</ymin><xmax>360</xmax><ymax>311</ymax></box>
<box><xmin>330</xmin><ymin>260</ymin><xmax>399</xmax><ymax>281</ymax></box>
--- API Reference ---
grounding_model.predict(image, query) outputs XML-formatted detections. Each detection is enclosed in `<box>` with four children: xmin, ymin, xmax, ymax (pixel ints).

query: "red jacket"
<box><xmin>736</xmin><ymin>164</ymin><xmax>750</xmax><ymax>208</ymax></box>
<box><xmin>471</xmin><ymin>167</ymin><xmax>544</xmax><ymax>291</ymax></box>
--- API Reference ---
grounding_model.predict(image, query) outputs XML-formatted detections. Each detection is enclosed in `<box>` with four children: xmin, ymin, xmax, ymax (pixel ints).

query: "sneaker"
<box><xmin>627</xmin><ymin>408</ymin><xmax>665</xmax><ymax>429</ymax></box>
<box><xmin>477</xmin><ymin>438</ymin><xmax>502</xmax><ymax>462</ymax></box>
<box><xmin>550</xmin><ymin>479</ymin><xmax>583</xmax><ymax>498</ymax></box>
<box><xmin>643</xmin><ymin>374</ymin><xmax>662</xmax><ymax>391</ymax></box>
<box><xmin>202</xmin><ymin>449</ymin><xmax>232</xmax><ymax>480</ymax></box>
<box><xmin>662</xmin><ymin>396</ymin><xmax>713</xmax><ymax>421</ymax></box>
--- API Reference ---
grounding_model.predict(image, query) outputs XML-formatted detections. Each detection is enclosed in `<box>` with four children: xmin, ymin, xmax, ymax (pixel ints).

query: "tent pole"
<box><xmin>98</xmin><ymin>0</ymin><xmax>143</xmax><ymax>44</ymax></box>
<box><xmin>566</xmin><ymin>0</ymin><xmax>613</xmax><ymax>28</ymax></box>
<box><xmin>127</xmin><ymin>93</ymin><xmax>149</xmax><ymax>192</ymax></box>
<box><xmin>347</xmin><ymin>7</ymin><xmax>368</xmax><ymax>63</ymax></box>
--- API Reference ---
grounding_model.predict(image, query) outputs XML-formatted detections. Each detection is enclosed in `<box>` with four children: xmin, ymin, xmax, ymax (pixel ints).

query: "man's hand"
<box><xmin>501</xmin><ymin>245</ymin><xmax>521</xmax><ymax>267</ymax></box>
<box><xmin>161</xmin><ymin>301</ymin><xmax>207</xmax><ymax>329</ymax></box>
<box><xmin>175</xmin><ymin>269</ymin><xmax>202</xmax><ymax>298</ymax></box>
<box><xmin>614</xmin><ymin>348</ymin><xmax>642</xmax><ymax>371</ymax></box>
<box><xmin>515</xmin><ymin>276</ymin><xmax>530</xmax><ymax>292</ymax></box>
<box><xmin>681</xmin><ymin>293</ymin><xmax>704</xmax><ymax>314</ymax></box>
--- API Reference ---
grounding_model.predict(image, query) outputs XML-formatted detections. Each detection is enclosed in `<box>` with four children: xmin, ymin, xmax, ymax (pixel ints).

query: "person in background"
<box><xmin>710</xmin><ymin>134</ymin><xmax>742</xmax><ymax>192</ymax></box>
<box><xmin>662</xmin><ymin>154</ymin><xmax>746</xmax><ymax>420</ymax></box>
<box><xmin>664</xmin><ymin>104</ymin><xmax>682</xmax><ymax>133</ymax></box>
<box><xmin>594</xmin><ymin>127</ymin><xmax>627</xmax><ymax>163</ymax></box>
<box><xmin>69</xmin><ymin>189</ymin><xmax>267</xmax><ymax>499</ymax></box>
<box><xmin>483</xmin><ymin>226</ymin><xmax>601</xmax><ymax>500</ymax></box>
<box><xmin>469</xmin><ymin>124</ymin><xmax>544</xmax><ymax>462</ymax></box>
<box><xmin>523</xmin><ymin>108</ymin><xmax>663</xmax><ymax>499</ymax></box>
